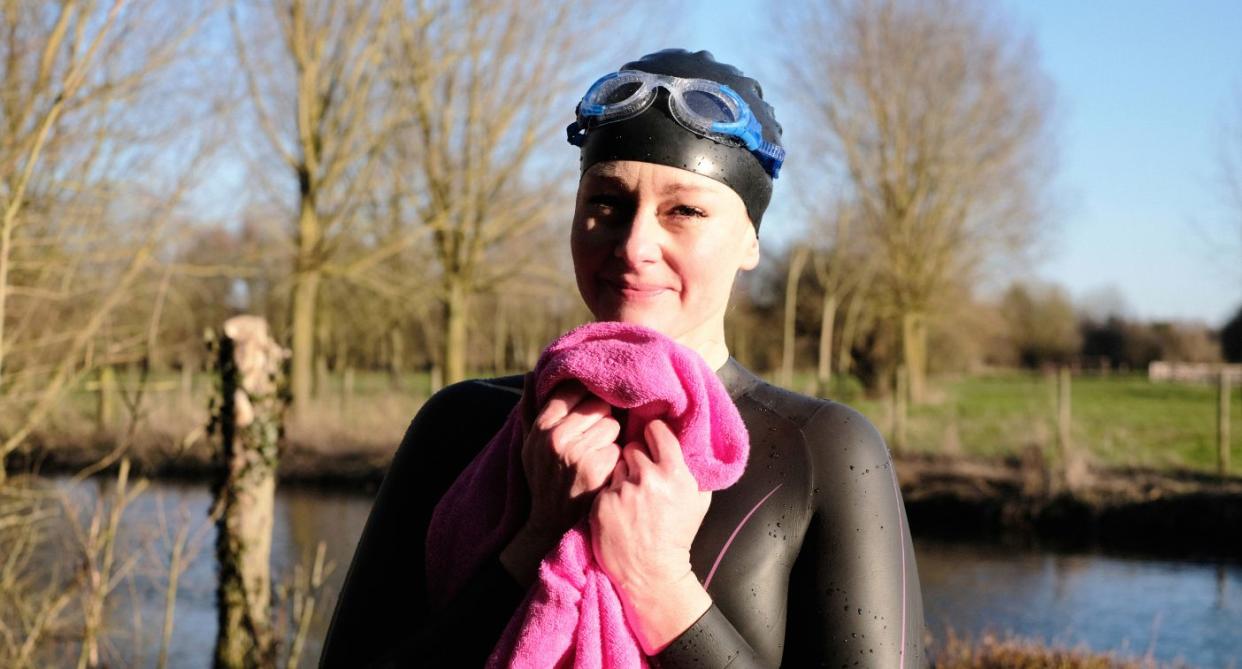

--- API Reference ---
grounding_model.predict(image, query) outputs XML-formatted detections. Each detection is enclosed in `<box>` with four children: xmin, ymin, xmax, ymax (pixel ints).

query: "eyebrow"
<box><xmin>583</xmin><ymin>175</ymin><xmax>630</xmax><ymax>191</ymax></box>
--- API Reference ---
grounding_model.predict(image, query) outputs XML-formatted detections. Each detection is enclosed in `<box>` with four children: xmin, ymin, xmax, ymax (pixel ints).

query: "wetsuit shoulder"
<box><xmin>741</xmin><ymin>378</ymin><xmax>894</xmax><ymax>491</ymax></box>
<box><xmin>743</xmin><ymin>379</ymin><xmax>885</xmax><ymax>453</ymax></box>
<box><xmin>777</xmin><ymin>390</ymin><xmax>926</xmax><ymax>668</ymax></box>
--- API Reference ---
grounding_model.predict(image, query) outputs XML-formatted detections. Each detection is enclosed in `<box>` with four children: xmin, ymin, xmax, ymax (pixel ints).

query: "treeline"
<box><xmin>756</xmin><ymin>243</ymin><xmax>1241</xmax><ymax>393</ymax></box>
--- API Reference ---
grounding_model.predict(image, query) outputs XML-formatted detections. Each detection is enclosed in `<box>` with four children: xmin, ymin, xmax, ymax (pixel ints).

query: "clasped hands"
<box><xmin>498</xmin><ymin>379</ymin><xmax>713</xmax><ymax>654</ymax></box>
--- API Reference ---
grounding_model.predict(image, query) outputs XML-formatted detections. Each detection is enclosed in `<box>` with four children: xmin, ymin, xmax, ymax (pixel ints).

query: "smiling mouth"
<box><xmin>600</xmin><ymin>277</ymin><xmax>670</xmax><ymax>300</ymax></box>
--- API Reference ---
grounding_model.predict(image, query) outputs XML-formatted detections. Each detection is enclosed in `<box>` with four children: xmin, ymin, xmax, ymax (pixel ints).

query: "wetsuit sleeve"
<box><xmin>783</xmin><ymin>402</ymin><xmax>926</xmax><ymax>667</ymax></box>
<box><xmin>319</xmin><ymin>383</ymin><xmax>527</xmax><ymax>668</ymax></box>
<box><xmin>655</xmin><ymin>605</ymin><xmax>768</xmax><ymax>668</ymax></box>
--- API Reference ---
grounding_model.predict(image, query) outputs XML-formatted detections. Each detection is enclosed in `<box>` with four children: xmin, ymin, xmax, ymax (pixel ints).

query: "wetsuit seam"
<box><xmin>797</xmin><ymin>402</ymin><xmax>828</xmax><ymax>515</ymax></box>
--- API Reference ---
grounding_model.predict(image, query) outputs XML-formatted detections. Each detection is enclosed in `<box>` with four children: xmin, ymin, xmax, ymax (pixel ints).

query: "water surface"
<box><xmin>38</xmin><ymin>478</ymin><xmax>1242</xmax><ymax>668</ymax></box>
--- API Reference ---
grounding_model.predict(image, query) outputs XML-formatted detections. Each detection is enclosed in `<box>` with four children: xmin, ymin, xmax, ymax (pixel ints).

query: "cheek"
<box><xmin>570</xmin><ymin>224</ymin><xmax>606</xmax><ymax>303</ymax></box>
<box><xmin>570</xmin><ymin>226</ymin><xmax>601</xmax><ymax>273</ymax></box>
<box><xmin>679</xmin><ymin>243</ymin><xmax>738</xmax><ymax>301</ymax></box>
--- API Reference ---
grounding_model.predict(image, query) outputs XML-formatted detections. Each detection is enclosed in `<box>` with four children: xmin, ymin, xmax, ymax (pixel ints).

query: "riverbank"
<box><xmin>8</xmin><ymin>432</ymin><xmax>1242</xmax><ymax>561</ymax></box>
<box><xmin>899</xmin><ymin>451</ymin><xmax>1242</xmax><ymax>560</ymax></box>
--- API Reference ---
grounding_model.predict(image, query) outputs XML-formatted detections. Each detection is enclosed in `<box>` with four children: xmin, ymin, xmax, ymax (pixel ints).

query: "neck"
<box><xmin>675</xmin><ymin>320</ymin><xmax>730</xmax><ymax>371</ymax></box>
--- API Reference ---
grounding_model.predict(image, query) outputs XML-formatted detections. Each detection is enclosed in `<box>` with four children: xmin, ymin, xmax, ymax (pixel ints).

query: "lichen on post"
<box><xmin>207</xmin><ymin>316</ymin><xmax>289</xmax><ymax>669</ymax></box>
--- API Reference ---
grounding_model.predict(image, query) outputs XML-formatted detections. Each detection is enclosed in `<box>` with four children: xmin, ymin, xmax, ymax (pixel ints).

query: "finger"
<box><xmin>571</xmin><ymin>441</ymin><xmax>621</xmax><ymax>497</ymax></box>
<box><xmin>572</xmin><ymin>422</ymin><xmax>622</xmax><ymax>487</ymax></box>
<box><xmin>535</xmin><ymin>381</ymin><xmax>589</xmax><ymax>429</ymax></box>
<box><xmin>609</xmin><ymin>455</ymin><xmax>629</xmax><ymax>490</ymax></box>
<box><xmin>578</xmin><ymin>413</ymin><xmax>621</xmax><ymax>447</ymax></box>
<box><xmin>622</xmin><ymin>440</ymin><xmax>655</xmax><ymax>479</ymax></box>
<box><xmin>553</xmin><ymin>395</ymin><xmax>613</xmax><ymax>440</ymax></box>
<box><xmin>644</xmin><ymin>419</ymin><xmax>687</xmax><ymax>471</ymax></box>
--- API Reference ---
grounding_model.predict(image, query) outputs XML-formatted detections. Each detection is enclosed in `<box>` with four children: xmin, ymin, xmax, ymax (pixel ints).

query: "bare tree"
<box><xmin>0</xmin><ymin>0</ymin><xmax>216</xmax><ymax>482</ymax></box>
<box><xmin>229</xmin><ymin>0</ymin><xmax>403</xmax><ymax>418</ymax></box>
<box><xmin>388</xmin><ymin>0</ymin><xmax>625</xmax><ymax>384</ymax></box>
<box><xmin>804</xmin><ymin>203</ymin><xmax>875</xmax><ymax>391</ymax></box>
<box><xmin>783</xmin><ymin>0</ymin><xmax>1055</xmax><ymax>402</ymax></box>
<box><xmin>780</xmin><ymin>244</ymin><xmax>810</xmax><ymax>388</ymax></box>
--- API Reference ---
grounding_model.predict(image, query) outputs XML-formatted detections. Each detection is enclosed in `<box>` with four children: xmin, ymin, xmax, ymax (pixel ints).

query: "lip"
<box><xmin>600</xmin><ymin>276</ymin><xmax>671</xmax><ymax>300</ymax></box>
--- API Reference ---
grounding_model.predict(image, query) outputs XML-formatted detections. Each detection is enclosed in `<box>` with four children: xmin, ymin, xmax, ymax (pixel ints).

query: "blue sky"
<box><xmin>669</xmin><ymin>0</ymin><xmax>1242</xmax><ymax>326</ymax></box>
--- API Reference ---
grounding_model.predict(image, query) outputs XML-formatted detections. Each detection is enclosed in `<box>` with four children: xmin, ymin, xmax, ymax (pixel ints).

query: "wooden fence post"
<box><xmin>208</xmin><ymin>316</ymin><xmax>288</xmax><ymax>669</ymax></box>
<box><xmin>1220</xmin><ymin>371</ymin><xmax>1232</xmax><ymax>478</ymax></box>
<box><xmin>1057</xmin><ymin>366</ymin><xmax>1087</xmax><ymax>491</ymax></box>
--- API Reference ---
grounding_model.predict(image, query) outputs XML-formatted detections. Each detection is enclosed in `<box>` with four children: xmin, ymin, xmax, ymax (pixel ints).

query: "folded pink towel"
<box><xmin>426</xmin><ymin>322</ymin><xmax>750</xmax><ymax>668</ymax></box>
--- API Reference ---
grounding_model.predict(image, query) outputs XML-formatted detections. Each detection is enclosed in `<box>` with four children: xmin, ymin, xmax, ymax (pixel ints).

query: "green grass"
<box><xmin>827</xmin><ymin>371</ymin><xmax>1242</xmax><ymax>474</ymax></box>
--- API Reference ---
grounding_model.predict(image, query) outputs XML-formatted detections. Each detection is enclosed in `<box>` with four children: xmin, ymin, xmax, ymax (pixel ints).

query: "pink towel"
<box><xmin>426</xmin><ymin>322</ymin><xmax>750</xmax><ymax>668</ymax></box>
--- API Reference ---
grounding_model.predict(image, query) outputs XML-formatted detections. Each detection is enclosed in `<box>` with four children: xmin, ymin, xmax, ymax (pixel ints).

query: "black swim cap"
<box><xmin>576</xmin><ymin>49</ymin><xmax>783</xmax><ymax>230</ymax></box>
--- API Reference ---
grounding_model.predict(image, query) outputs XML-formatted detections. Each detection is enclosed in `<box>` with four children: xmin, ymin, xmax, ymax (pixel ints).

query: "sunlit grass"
<box><xmin>822</xmin><ymin>371</ymin><xmax>1242</xmax><ymax>474</ymax></box>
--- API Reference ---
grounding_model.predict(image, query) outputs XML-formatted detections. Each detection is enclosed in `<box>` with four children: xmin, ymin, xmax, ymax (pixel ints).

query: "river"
<box><xmin>33</xmin><ymin>477</ymin><xmax>1242</xmax><ymax>668</ymax></box>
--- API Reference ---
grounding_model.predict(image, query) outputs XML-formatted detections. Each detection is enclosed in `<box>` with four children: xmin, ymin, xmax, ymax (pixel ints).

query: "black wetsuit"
<box><xmin>320</xmin><ymin>359</ymin><xmax>924</xmax><ymax>668</ymax></box>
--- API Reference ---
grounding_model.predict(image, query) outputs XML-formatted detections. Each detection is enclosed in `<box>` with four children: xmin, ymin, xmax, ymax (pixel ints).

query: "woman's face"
<box><xmin>570</xmin><ymin>160</ymin><xmax>760</xmax><ymax>345</ymax></box>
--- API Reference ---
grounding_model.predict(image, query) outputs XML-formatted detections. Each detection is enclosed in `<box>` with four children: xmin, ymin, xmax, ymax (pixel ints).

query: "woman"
<box><xmin>321</xmin><ymin>49</ymin><xmax>923</xmax><ymax>668</ymax></box>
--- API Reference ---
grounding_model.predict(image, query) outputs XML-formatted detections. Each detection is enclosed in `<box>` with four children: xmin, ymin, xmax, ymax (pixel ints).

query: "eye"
<box><xmin>669</xmin><ymin>204</ymin><xmax>708</xmax><ymax>219</ymax></box>
<box><xmin>587</xmin><ymin>193</ymin><xmax>629</xmax><ymax>217</ymax></box>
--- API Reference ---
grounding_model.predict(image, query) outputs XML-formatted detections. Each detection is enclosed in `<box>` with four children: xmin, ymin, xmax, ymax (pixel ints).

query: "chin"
<box><xmin>590</xmin><ymin>303</ymin><xmax>675</xmax><ymax>336</ymax></box>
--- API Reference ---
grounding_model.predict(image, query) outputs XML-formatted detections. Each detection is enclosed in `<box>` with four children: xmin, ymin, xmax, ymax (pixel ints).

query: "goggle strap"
<box><xmin>566</xmin><ymin>121</ymin><xmax>586</xmax><ymax>147</ymax></box>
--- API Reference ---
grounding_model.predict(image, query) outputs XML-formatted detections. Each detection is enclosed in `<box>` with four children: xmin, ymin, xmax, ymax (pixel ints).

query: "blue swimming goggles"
<box><xmin>567</xmin><ymin>70</ymin><xmax>786</xmax><ymax>178</ymax></box>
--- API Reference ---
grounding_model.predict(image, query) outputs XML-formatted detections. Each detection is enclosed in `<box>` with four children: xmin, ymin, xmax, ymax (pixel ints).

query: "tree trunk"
<box><xmin>211</xmin><ymin>316</ymin><xmax>286</xmax><ymax>669</ymax></box>
<box><xmin>443</xmin><ymin>279</ymin><xmax>470</xmax><ymax>384</ymax></box>
<box><xmin>892</xmin><ymin>364</ymin><xmax>908</xmax><ymax>454</ymax></box>
<box><xmin>289</xmin><ymin>198</ymin><xmax>321</xmax><ymax>419</ymax></box>
<box><xmin>388</xmin><ymin>327</ymin><xmax>403</xmax><ymax>389</ymax></box>
<box><xmin>96</xmin><ymin>365</ymin><xmax>116</xmax><ymax>433</ymax></box>
<box><xmin>837</xmin><ymin>289</ymin><xmax>866</xmax><ymax>376</ymax></box>
<box><xmin>781</xmin><ymin>247</ymin><xmax>810</xmax><ymax>388</ymax></box>
<box><xmin>0</xmin><ymin>205</ymin><xmax>11</xmax><ymax>392</ymax></box>
<box><xmin>901</xmin><ymin>310</ymin><xmax>928</xmax><ymax>404</ymax></box>
<box><xmin>494</xmin><ymin>303</ymin><xmax>507</xmax><ymax>375</ymax></box>
<box><xmin>817</xmin><ymin>292</ymin><xmax>838</xmax><ymax>394</ymax></box>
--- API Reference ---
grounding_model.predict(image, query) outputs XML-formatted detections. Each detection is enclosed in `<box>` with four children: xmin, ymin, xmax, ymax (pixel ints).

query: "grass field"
<box><xmin>19</xmin><ymin>367</ymin><xmax>1242</xmax><ymax>477</ymax></box>
<box><xmin>834</xmin><ymin>372</ymin><xmax>1242</xmax><ymax>474</ymax></box>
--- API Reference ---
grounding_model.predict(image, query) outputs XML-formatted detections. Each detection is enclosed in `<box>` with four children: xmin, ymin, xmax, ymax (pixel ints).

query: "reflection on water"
<box><xmin>917</xmin><ymin>538</ymin><xmax>1242</xmax><ymax>668</ymax></box>
<box><xmin>48</xmin><ymin>477</ymin><xmax>370</xmax><ymax>669</ymax></box>
<box><xmin>43</xmin><ymin>478</ymin><xmax>1242</xmax><ymax>668</ymax></box>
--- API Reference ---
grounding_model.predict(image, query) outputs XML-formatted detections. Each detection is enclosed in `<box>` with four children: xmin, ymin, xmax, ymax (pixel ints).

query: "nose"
<box><xmin>614</xmin><ymin>206</ymin><xmax>662</xmax><ymax>267</ymax></box>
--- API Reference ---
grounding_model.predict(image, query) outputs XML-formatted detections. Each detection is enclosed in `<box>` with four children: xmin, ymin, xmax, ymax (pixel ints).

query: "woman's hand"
<box><xmin>590</xmin><ymin>419</ymin><xmax>713</xmax><ymax>655</ymax></box>
<box><xmin>501</xmin><ymin>379</ymin><xmax>622</xmax><ymax>586</ymax></box>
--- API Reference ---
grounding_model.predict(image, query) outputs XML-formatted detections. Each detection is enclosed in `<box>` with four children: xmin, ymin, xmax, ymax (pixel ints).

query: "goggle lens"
<box><xmin>683</xmin><ymin>90</ymin><xmax>739</xmax><ymax>123</ymax></box>
<box><xmin>600</xmin><ymin>81</ymin><xmax>642</xmax><ymax>105</ymax></box>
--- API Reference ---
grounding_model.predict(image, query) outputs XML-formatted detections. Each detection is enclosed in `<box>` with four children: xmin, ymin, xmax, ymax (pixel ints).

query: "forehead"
<box><xmin>580</xmin><ymin>160</ymin><xmax>735</xmax><ymax>199</ymax></box>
